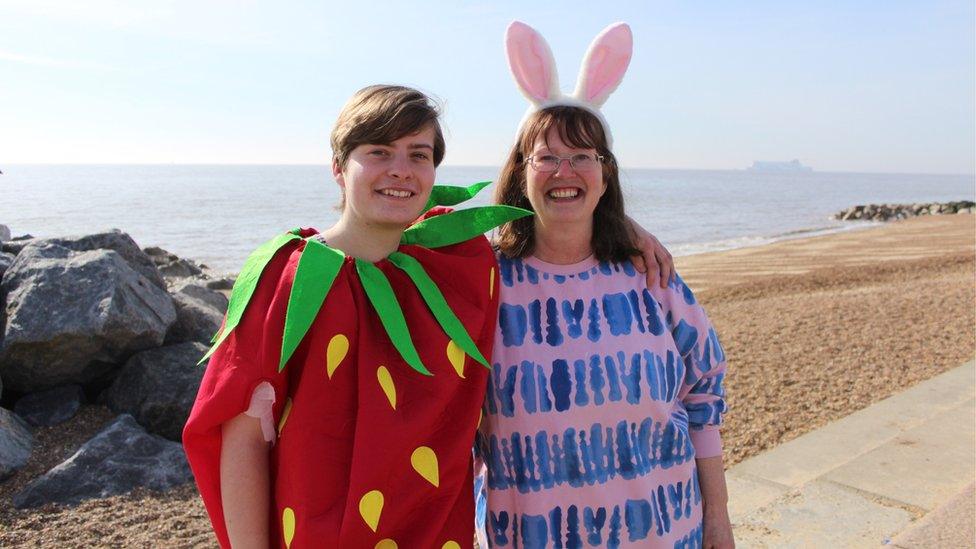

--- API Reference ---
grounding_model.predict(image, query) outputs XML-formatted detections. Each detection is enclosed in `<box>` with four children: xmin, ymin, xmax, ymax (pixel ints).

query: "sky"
<box><xmin>0</xmin><ymin>0</ymin><xmax>973</xmax><ymax>174</ymax></box>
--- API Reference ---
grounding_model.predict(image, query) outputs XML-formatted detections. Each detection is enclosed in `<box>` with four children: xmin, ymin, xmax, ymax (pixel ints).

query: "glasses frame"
<box><xmin>527</xmin><ymin>153</ymin><xmax>605</xmax><ymax>172</ymax></box>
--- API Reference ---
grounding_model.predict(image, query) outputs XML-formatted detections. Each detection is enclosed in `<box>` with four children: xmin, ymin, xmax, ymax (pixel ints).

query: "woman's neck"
<box><xmin>320</xmin><ymin>217</ymin><xmax>405</xmax><ymax>262</ymax></box>
<box><xmin>532</xmin><ymin>218</ymin><xmax>594</xmax><ymax>265</ymax></box>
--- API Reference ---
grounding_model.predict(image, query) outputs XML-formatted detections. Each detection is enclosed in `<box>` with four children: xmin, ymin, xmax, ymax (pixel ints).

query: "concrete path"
<box><xmin>726</xmin><ymin>359</ymin><xmax>975</xmax><ymax>548</ymax></box>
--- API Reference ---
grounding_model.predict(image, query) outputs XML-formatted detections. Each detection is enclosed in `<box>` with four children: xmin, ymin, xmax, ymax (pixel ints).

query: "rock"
<box><xmin>20</xmin><ymin>231</ymin><xmax>165</xmax><ymax>289</ymax></box>
<box><xmin>1</xmin><ymin>236</ymin><xmax>35</xmax><ymax>256</ymax></box>
<box><xmin>165</xmin><ymin>282</ymin><xmax>227</xmax><ymax>344</ymax></box>
<box><xmin>143</xmin><ymin>246</ymin><xmax>174</xmax><ymax>261</ymax></box>
<box><xmin>205</xmin><ymin>276</ymin><xmax>236</xmax><ymax>291</ymax></box>
<box><xmin>835</xmin><ymin>201</ymin><xmax>975</xmax><ymax>223</ymax></box>
<box><xmin>12</xmin><ymin>414</ymin><xmax>192</xmax><ymax>508</ymax></box>
<box><xmin>158</xmin><ymin>258</ymin><xmax>203</xmax><ymax>279</ymax></box>
<box><xmin>0</xmin><ymin>407</ymin><xmax>33</xmax><ymax>481</ymax></box>
<box><xmin>0</xmin><ymin>252</ymin><xmax>13</xmax><ymax>278</ymax></box>
<box><xmin>0</xmin><ymin>243</ymin><xmax>177</xmax><ymax>392</ymax></box>
<box><xmin>14</xmin><ymin>385</ymin><xmax>85</xmax><ymax>427</ymax></box>
<box><xmin>101</xmin><ymin>342</ymin><xmax>208</xmax><ymax>441</ymax></box>
<box><xmin>144</xmin><ymin>245</ymin><xmax>208</xmax><ymax>280</ymax></box>
<box><xmin>0</xmin><ymin>224</ymin><xmax>10</xmax><ymax>242</ymax></box>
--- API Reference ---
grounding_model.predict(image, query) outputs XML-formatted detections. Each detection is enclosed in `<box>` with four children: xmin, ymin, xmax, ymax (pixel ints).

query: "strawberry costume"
<box><xmin>183</xmin><ymin>184</ymin><xmax>530</xmax><ymax>548</ymax></box>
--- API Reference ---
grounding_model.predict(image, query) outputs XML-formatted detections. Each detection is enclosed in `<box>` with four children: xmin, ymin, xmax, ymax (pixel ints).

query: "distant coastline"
<box><xmin>747</xmin><ymin>159</ymin><xmax>813</xmax><ymax>172</ymax></box>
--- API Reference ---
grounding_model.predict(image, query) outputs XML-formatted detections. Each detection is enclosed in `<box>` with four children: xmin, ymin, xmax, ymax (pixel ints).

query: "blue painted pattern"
<box><xmin>499</xmin><ymin>288</ymin><xmax>669</xmax><ymax>348</ymax></box>
<box><xmin>485</xmin><ymin>413</ymin><xmax>696</xmax><ymax>492</ymax></box>
<box><xmin>487</xmin><ymin>470</ymin><xmax>702</xmax><ymax>548</ymax></box>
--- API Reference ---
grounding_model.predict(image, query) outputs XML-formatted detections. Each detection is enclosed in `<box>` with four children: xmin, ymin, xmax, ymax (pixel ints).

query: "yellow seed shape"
<box><xmin>326</xmin><ymin>334</ymin><xmax>349</xmax><ymax>378</ymax></box>
<box><xmin>282</xmin><ymin>507</ymin><xmax>296</xmax><ymax>548</ymax></box>
<box><xmin>277</xmin><ymin>397</ymin><xmax>293</xmax><ymax>436</ymax></box>
<box><xmin>446</xmin><ymin>340</ymin><xmax>465</xmax><ymax>378</ymax></box>
<box><xmin>489</xmin><ymin>267</ymin><xmax>496</xmax><ymax>299</ymax></box>
<box><xmin>478</xmin><ymin>408</ymin><xmax>483</xmax><ymax>427</ymax></box>
<box><xmin>411</xmin><ymin>446</ymin><xmax>440</xmax><ymax>487</ymax></box>
<box><xmin>442</xmin><ymin>542</ymin><xmax>461</xmax><ymax>549</ymax></box>
<box><xmin>375</xmin><ymin>540</ymin><xmax>398</xmax><ymax>549</ymax></box>
<box><xmin>376</xmin><ymin>366</ymin><xmax>396</xmax><ymax>410</ymax></box>
<box><xmin>359</xmin><ymin>490</ymin><xmax>384</xmax><ymax>532</ymax></box>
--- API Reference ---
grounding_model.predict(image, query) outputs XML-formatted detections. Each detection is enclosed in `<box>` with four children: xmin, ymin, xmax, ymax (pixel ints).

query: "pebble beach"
<box><xmin>1</xmin><ymin>214</ymin><xmax>973</xmax><ymax>547</ymax></box>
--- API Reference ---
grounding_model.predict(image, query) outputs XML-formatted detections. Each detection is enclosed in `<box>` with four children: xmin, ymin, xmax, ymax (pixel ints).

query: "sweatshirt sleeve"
<box><xmin>650</xmin><ymin>272</ymin><xmax>728</xmax><ymax>459</ymax></box>
<box><xmin>182</xmin><ymin>239</ymin><xmax>302</xmax><ymax>548</ymax></box>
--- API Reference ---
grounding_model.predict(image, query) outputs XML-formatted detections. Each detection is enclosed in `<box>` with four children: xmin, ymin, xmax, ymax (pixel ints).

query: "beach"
<box><xmin>1</xmin><ymin>214</ymin><xmax>973</xmax><ymax>547</ymax></box>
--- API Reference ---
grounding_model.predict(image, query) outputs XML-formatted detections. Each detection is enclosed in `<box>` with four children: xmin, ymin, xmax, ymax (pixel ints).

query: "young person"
<box><xmin>184</xmin><ymin>84</ymin><xmax>530</xmax><ymax>548</ymax></box>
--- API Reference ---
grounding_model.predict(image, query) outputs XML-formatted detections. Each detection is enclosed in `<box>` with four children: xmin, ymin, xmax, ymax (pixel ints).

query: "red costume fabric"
<box><xmin>183</xmin><ymin>224</ymin><xmax>498</xmax><ymax>548</ymax></box>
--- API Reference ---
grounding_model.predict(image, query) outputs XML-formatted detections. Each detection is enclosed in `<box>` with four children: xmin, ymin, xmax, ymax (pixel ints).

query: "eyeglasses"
<box><xmin>527</xmin><ymin>153</ymin><xmax>604</xmax><ymax>172</ymax></box>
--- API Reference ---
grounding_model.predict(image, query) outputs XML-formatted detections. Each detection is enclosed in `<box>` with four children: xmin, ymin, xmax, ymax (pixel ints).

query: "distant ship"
<box><xmin>747</xmin><ymin>159</ymin><xmax>812</xmax><ymax>172</ymax></box>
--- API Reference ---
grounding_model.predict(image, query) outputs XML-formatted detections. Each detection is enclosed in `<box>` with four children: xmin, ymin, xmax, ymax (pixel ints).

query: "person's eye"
<box><xmin>572</xmin><ymin>153</ymin><xmax>593</xmax><ymax>164</ymax></box>
<box><xmin>412</xmin><ymin>152</ymin><xmax>431</xmax><ymax>161</ymax></box>
<box><xmin>539</xmin><ymin>155</ymin><xmax>559</xmax><ymax>163</ymax></box>
<box><xmin>369</xmin><ymin>149</ymin><xmax>389</xmax><ymax>157</ymax></box>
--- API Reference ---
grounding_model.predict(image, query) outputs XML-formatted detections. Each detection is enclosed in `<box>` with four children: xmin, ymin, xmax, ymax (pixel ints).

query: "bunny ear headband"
<box><xmin>505</xmin><ymin>20</ymin><xmax>633</xmax><ymax>149</ymax></box>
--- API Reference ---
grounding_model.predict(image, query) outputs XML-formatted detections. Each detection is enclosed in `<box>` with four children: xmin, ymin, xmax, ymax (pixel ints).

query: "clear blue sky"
<box><xmin>1</xmin><ymin>1</ymin><xmax>973</xmax><ymax>173</ymax></box>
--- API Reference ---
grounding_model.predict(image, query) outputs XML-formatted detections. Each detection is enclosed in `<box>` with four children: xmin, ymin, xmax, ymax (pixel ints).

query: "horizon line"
<box><xmin>0</xmin><ymin>162</ymin><xmax>973</xmax><ymax>178</ymax></box>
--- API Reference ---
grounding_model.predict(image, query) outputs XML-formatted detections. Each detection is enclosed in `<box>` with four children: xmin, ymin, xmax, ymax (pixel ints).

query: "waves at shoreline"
<box><xmin>670</xmin><ymin>221</ymin><xmax>880</xmax><ymax>258</ymax></box>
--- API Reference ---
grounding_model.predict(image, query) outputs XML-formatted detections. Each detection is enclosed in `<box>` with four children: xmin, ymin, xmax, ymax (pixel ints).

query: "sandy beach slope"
<box><xmin>1</xmin><ymin>215</ymin><xmax>973</xmax><ymax>547</ymax></box>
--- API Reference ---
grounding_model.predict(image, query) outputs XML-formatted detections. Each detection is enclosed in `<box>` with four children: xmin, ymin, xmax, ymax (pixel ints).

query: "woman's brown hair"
<box><xmin>493</xmin><ymin>106</ymin><xmax>638</xmax><ymax>263</ymax></box>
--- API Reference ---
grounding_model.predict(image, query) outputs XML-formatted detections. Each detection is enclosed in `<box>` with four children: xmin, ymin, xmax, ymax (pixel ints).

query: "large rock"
<box><xmin>0</xmin><ymin>224</ymin><xmax>10</xmax><ymax>243</ymax></box>
<box><xmin>14</xmin><ymin>385</ymin><xmax>85</xmax><ymax>427</ymax></box>
<box><xmin>39</xmin><ymin>231</ymin><xmax>165</xmax><ymax>288</ymax></box>
<box><xmin>0</xmin><ymin>407</ymin><xmax>33</xmax><ymax>481</ymax></box>
<box><xmin>12</xmin><ymin>414</ymin><xmax>192</xmax><ymax>508</ymax></box>
<box><xmin>101</xmin><ymin>342</ymin><xmax>208</xmax><ymax>441</ymax></box>
<box><xmin>166</xmin><ymin>281</ymin><xmax>227</xmax><ymax>344</ymax></box>
<box><xmin>0</xmin><ymin>243</ymin><xmax>177</xmax><ymax>392</ymax></box>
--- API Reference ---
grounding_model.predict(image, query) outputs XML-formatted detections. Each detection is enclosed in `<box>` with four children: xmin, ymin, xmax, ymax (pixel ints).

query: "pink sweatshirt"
<box><xmin>480</xmin><ymin>253</ymin><xmax>727</xmax><ymax>548</ymax></box>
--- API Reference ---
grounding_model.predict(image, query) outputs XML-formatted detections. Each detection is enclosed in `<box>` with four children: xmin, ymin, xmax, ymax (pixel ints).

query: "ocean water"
<box><xmin>0</xmin><ymin>164</ymin><xmax>972</xmax><ymax>274</ymax></box>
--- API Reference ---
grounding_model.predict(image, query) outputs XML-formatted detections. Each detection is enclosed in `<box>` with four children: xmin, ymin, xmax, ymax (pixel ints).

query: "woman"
<box><xmin>479</xmin><ymin>22</ymin><xmax>734</xmax><ymax>548</ymax></box>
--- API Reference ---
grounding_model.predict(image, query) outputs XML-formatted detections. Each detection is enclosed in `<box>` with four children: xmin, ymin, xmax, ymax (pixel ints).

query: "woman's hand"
<box><xmin>626</xmin><ymin>216</ymin><xmax>675</xmax><ymax>289</ymax></box>
<box><xmin>698</xmin><ymin>454</ymin><xmax>735</xmax><ymax>549</ymax></box>
<box><xmin>703</xmin><ymin>505</ymin><xmax>735</xmax><ymax>549</ymax></box>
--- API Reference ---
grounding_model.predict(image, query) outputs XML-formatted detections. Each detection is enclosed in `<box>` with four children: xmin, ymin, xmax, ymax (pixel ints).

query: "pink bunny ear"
<box><xmin>573</xmin><ymin>22</ymin><xmax>633</xmax><ymax>106</ymax></box>
<box><xmin>505</xmin><ymin>21</ymin><xmax>559</xmax><ymax>104</ymax></box>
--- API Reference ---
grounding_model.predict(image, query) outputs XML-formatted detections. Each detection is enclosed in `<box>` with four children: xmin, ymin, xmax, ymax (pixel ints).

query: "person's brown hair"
<box><xmin>493</xmin><ymin>106</ymin><xmax>638</xmax><ymax>263</ymax></box>
<box><xmin>330</xmin><ymin>86</ymin><xmax>446</xmax><ymax>206</ymax></box>
<box><xmin>331</xmin><ymin>85</ymin><xmax>445</xmax><ymax>169</ymax></box>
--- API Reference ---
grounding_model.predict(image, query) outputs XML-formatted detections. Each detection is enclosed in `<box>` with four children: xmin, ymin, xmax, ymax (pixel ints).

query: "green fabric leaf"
<box><xmin>401</xmin><ymin>205</ymin><xmax>533</xmax><ymax>248</ymax></box>
<box><xmin>388</xmin><ymin>252</ymin><xmax>489</xmax><ymax>370</ymax></box>
<box><xmin>199</xmin><ymin>230</ymin><xmax>303</xmax><ymax>365</ymax></box>
<box><xmin>422</xmin><ymin>181</ymin><xmax>492</xmax><ymax>213</ymax></box>
<box><xmin>279</xmin><ymin>239</ymin><xmax>345</xmax><ymax>372</ymax></box>
<box><xmin>355</xmin><ymin>259</ymin><xmax>432</xmax><ymax>376</ymax></box>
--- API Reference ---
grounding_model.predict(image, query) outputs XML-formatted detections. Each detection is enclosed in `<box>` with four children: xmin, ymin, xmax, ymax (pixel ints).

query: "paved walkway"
<box><xmin>726</xmin><ymin>359</ymin><xmax>975</xmax><ymax>548</ymax></box>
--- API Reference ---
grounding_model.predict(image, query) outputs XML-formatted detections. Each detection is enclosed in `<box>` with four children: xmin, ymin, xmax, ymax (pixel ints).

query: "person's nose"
<box><xmin>554</xmin><ymin>157</ymin><xmax>575</xmax><ymax>178</ymax></box>
<box><xmin>387</xmin><ymin>152</ymin><xmax>412</xmax><ymax>180</ymax></box>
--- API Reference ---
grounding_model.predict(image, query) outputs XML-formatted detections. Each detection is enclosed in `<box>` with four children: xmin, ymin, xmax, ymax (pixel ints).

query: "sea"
<box><xmin>1</xmin><ymin>165</ymin><xmax>973</xmax><ymax>275</ymax></box>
